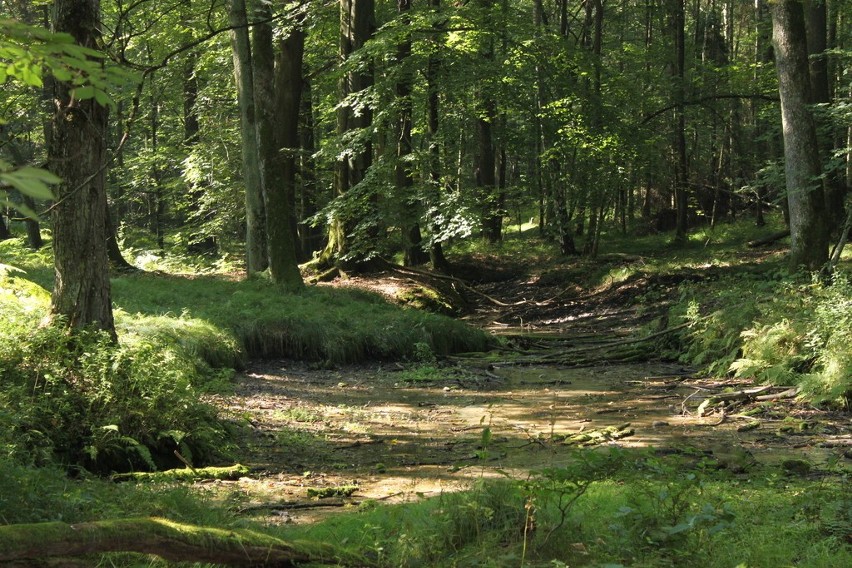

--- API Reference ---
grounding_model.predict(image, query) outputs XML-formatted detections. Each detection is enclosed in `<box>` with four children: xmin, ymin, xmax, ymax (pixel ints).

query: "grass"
<box><xmin>1</xmin><ymin>237</ymin><xmax>494</xmax><ymax>369</ymax></box>
<box><xmin>274</xmin><ymin>450</ymin><xmax>850</xmax><ymax>567</ymax></box>
<box><xmin>0</xmin><ymin>446</ymin><xmax>846</xmax><ymax>567</ymax></box>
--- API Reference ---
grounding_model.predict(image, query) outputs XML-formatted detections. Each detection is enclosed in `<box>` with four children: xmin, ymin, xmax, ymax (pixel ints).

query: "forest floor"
<box><xmin>209</xmin><ymin>255</ymin><xmax>851</xmax><ymax>526</ymax></box>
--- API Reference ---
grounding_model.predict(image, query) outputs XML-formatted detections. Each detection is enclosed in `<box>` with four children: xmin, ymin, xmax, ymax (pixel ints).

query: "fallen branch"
<box><xmin>0</xmin><ymin>517</ymin><xmax>372</xmax><ymax>567</ymax></box>
<box><xmin>383</xmin><ymin>261</ymin><xmax>518</xmax><ymax>307</ymax></box>
<box><xmin>754</xmin><ymin>387</ymin><xmax>799</xmax><ymax>401</ymax></box>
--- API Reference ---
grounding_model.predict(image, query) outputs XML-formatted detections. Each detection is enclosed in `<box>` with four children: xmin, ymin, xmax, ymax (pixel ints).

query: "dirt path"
<box><xmin>213</xmin><ymin>269</ymin><xmax>850</xmax><ymax>525</ymax></box>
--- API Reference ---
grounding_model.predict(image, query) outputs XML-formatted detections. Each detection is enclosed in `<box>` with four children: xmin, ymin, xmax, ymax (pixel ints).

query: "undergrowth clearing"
<box><xmin>0</xmin><ymin>216</ymin><xmax>850</xmax><ymax>566</ymax></box>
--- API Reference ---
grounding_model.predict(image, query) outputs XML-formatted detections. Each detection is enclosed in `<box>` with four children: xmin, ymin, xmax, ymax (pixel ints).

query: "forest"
<box><xmin>1</xmin><ymin>0</ymin><xmax>850</xmax><ymax>566</ymax></box>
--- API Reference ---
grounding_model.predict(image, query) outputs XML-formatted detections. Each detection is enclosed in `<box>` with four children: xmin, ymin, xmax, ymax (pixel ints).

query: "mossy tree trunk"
<box><xmin>228</xmin><ymin>0</ymin><xmax>268</xmax><ymax>276</ymax></box>
<box><xmin>0</xmin><ymin>517</ymin><xmax>372</xmax><ymax>567</ymax></box>
<box><xmin>253</xmin><ymin>0</ymin><xmax>303</xmax><ymax>290</ymax></box>
<box><xmin>47</xmin><ymin>0</ymin><xmax>116</xmax><ymax>340</ymax></box>
<box><xmin>771</xmin><ymin>0</ymin><xmax>829</xmax><ymax>271</ymax></box>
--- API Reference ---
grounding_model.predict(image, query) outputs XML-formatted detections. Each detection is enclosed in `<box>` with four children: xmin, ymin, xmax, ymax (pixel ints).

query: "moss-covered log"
<box><xmin>112</xmin><ymin>463</ymin><xmax>251</xmax><ymax>483</ymax></box>
<box><xmin>0</xmin><ymin>517</ymin><xmax>372</xmax><ymax>566</ymax></box>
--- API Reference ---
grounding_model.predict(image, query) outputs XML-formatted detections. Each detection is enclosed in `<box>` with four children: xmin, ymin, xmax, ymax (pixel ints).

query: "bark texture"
<box><xmin>47</xmin><ymin>0</ymin><xmax>115</xmax><ymax>338</ymax></box>
<box><xmin>253</xmin><ymin>1</ymin><xmax>303</xmax><ymax>289</ymax></box>
<box><xmin>325</xmin><ymin>0</ymin><xmax>375</xmax><ymax>265</ymax></box>
<box><xmin>228</xmin><ymin>0</ymin><xmax>267</xmax><ymax>275</ymax></box>
<box><xmin>771</xmin><ymin>0</ymin><xmax>829</xmax><ymax>271</ymax></box>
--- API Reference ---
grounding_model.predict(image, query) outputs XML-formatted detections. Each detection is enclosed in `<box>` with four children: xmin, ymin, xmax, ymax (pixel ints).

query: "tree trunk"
<box><xmin>22</xmin><ymin>195</ymin><xmax>43</xmax><ymax>249</ymax></box>
<box><xmin>771</xmin><ymin>0</ymin><xmax>829</xmax><ymax>271</ymax></box>
<box><xmin>397</xmin><ymin>0</ymin><xmax>428</xmax><ymax>266</ymax></box>
<box><xmin>228</xmin><ymin>0</ymin><xmax>267</xmax><ymax>275</ymax></box>
<box><xmin>325</xmin><ymin>0</ymin><xmax>375</xmax><ymax>266</ymax></box>
<box><xmin>426</xmin><ymin>0</ymin><xmax>450</xmax><ymax>272</ymax></box>
<box><xmin>805</xmin><ymin>0</ymin><xmax>845</xmax><ymax>234</ymax></box>
<box><xmin>254</xmin><ymin>1</ymin><xmax>303</xmax><ymax>289</ymax></box>
<box><xmin>475</xmin><ymin>1</ymin><xmax>501</xmax><ymax>243</ymax></box>
<box><xmin>0</xmin><ymin>211</ymin><xmax>9</xmax><ymax>240</ymax></box>
<box><xmin>46</xmin><ymin>0</ymin><xmax>115</xmax><ymax>339</ymax></box>
<box><xmin>671</xmin><ymin>0</ymin><xmax>689</xmax><ymax>243</ymax></box>
<box><xmin>297</xmin><ymin>76</ymin><xmax>324</xmax><ymax>259</ymax></box>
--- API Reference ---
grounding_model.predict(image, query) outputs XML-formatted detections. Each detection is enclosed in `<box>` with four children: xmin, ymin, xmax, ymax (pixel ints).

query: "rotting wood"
<box><xmin>0</xmin><ymin>517</ymin><xmax>373</xmax><ymax>567</ymax></box>
<box><xmin>747</xmin><ymin>229</ymin><xmax>791</xmax><ymax>247</ymax></box>
<box><xmin>112</xmin><ymin>464</ymin><xmax>250</xmax><ymax>483</ymax></box>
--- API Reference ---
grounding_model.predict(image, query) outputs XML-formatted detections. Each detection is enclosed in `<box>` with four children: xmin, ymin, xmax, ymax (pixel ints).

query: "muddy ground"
<box><xmin>210</xmin><ymin>261</ymin><xmax>851</xmax><ymax>525</ymax></box>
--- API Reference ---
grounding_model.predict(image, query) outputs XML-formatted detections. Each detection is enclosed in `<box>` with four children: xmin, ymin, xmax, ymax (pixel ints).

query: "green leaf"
<box><xmin>52</xmin><ymin>66</ymin><xmax>72</xmax><ymax>82</ymax></box>
<box><xmin>0</xmin><ymin>197</ymin><xmax>41</xmax><ymax>221</ymax></box>
<box><xmin>93</xmin><ymin>88</ymin><xmax>112</xmax><ymax>108</ymax></box>
<box><xmin>0</xmin><ymin>166</ymin><xmax>59</xmax><ymax>200</ymax></box>
<box><xmin>73</xmin><ymin>85</ymin><xmax>95</xmax><ymax>100</ymax></box>
<box><xmin>20</xmin><ymin>65</ymin><xmax>43</xmax><ymax>87</ymax></box>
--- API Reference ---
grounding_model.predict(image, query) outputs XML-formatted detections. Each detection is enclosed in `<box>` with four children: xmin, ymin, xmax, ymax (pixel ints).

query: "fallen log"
<box><xmin>747</xmin><ymin>229</ymin><xmax>790</xmax><ymax>248</ymax></box>
<box><xmin>112</xmin><ymin>464</ymin><xmax>250</xmax><ymax>483</ymax></box>
<box><xmin>0</xmin><ymin>517</ymin><xmax>373</xmax><ymax>567</ymax></box>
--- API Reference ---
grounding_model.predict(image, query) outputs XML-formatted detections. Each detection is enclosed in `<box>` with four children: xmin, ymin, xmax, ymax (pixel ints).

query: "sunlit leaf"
<box><xmin>0</xmin><ymin>166</ymin><xmax>59</xmax><ymax>200</ymax></box>
<box><xmin>73</xmin><ymin>85</ymin><xmax>95</xmax><ymax>100</ymax></box>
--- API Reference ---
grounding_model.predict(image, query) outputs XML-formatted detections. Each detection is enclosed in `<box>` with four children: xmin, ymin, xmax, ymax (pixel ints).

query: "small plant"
<box><xmin>607</xmin><ymin>459</ymin><xmax>735</xmax><ymax>564</ymax></box>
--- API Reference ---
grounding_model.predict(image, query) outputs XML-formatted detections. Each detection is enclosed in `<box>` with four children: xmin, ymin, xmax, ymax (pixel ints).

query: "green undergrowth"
<box><xmin>0</xmin><ymin>238</ymin><xmax>492</xmax><ymax>473</ymax></box>
<box><xmin>664</xmin><ymin>269</ymin><xmax>852</xmax><ymax>407</ymax></box>
<box><xmin>279</xmin><ymin>449</ymin><xmax>850</xmax><ymax>567</ymax></box>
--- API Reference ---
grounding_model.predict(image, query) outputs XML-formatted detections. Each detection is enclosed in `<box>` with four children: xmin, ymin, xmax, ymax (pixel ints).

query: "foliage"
<box><xmin>0</xmin><ymin>322</ymin><xmax>230</xmax><ymax>473</ymax></box>
<box><xmin>1</xmin><ymin>19</ymin><xmax>134</xmax><ymax>216</ymax></box>
<box><xmin>668</xmin><ymin>269</ymin><xmax>852</xmax><ymax>407</ymax></box>
<box><xmin>279</xmin><ymin>450</ymin><xmax>850</xmax><ymax>568</ymax></box>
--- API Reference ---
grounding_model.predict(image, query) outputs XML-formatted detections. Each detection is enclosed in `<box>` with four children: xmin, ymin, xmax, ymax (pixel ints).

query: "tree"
<box><xmin>46</xmin><ymin>0</ymin><xmax>116</xmax><ymax>338</ymax></box>
<box><xmin>323</xmin><ymin>0</ymin><xmax>375</xmax><ymax>267</ymax></box>
<box><xmin>395</xmin><ymin>0</ymin><xmax>429</xmax><ymax>266</ymax></box>
<box><xmin>771</xmin><ymin>0</ymin><xmax>829</xmax><ymax>271</ymax></box>
<box><xmin>228</xmin><ymin>0</ymin><xmax>267</xmax><ymax>275</ymax></box>
<box><xmin>252</xmin><ymin>0</ymin><xmax>303</xmax><ymax>289</ymax></box>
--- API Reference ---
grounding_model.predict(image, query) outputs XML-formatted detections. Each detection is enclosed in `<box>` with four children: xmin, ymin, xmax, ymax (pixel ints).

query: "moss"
<box><xmin>112</xmin><ymin>464</ymin><xmax>250</xmax><ymax>483</ymax></box>
<box><xmin>307</xmin><ymin>485</ymin><xmax>359</xmax><ymax>499</ymax></box>
<box><xmin>397</xmin><ymin>285</ymin><xmax>458</xmax><ymax>315</ymax></box>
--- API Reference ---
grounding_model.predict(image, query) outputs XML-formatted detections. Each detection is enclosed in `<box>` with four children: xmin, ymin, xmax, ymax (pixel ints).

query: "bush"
<box><xmin>1</xmin><ymin>324</ymin><xmax>229</xmax><ymax>473</ymax></box>
<box><xmin>667</xmin><ymin>271</ymin><xmax>852</xmax><ymax>407</ymax></box>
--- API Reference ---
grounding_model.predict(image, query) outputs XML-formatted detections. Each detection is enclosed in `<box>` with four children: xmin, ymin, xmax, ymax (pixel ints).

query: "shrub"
<box><xmin>1</xmin><ymin>324</ymin><xmax>229</xmax><ymax>473</ymax></box>
<box><xmin>667</xmin><ymin>271</ymin><xmax>852</xmax><ymax>407</ymax></box>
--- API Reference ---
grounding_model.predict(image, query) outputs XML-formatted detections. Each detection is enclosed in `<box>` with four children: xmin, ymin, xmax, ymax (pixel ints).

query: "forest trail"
<box><xmin>215</xmin><ymin>265</ymin><xmax>850</xmax><ymax>525</ymax></box>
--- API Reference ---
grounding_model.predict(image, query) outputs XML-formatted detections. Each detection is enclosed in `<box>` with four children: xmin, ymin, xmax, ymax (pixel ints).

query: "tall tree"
<box><xmin>425</xmin><ymin>0</ymin><xmax>450</xmax><ymax>271</ymax></box>
<box><xmin>771</xmin><ymin>0</ymin><xmax>829</xmax><ymax>271</ymax></box>
<box><xmin>324</xmin><ymin>0</ymin><xmax>375</xmax><ymax>266</ymax></box>
<box><xmin>669</xmin><ymin>0</ymin><xmax>689</xmax><ymax>243</ymax></box>
<box><xmin>396</xmin><ymin>0</ymin><xmax>428</xmax><ymax>266</ymax></box>
<box><xmin>228</xmin><ymin>0</ymin><xmax>267</xmax><ymax>275</ymax></box>
<box><xmin>47</xmin><ymin>0</ymin><xmax>116</xmax><ymax>338</ymax></box>
<box><xmin>252</xmin><ymin>0</ymin><xmax>303</xmax><ymax>289</ymax></box>
<box><xmin>475</xmin><ymin>0</ymin><xmax>500</xmax><ymax>243</ymax></box>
